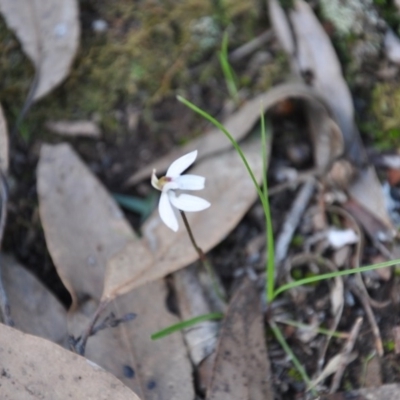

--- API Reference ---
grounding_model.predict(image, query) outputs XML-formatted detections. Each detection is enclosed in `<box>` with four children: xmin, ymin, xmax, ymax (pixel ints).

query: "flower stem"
<box><xmin>180</xmin><ymin>211</ymin><xmax>226</xmax><ymax>302</ymax></box>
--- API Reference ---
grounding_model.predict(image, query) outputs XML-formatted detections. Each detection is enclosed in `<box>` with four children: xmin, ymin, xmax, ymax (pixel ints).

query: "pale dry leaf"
<box><xmin>268</xmin><ymin>0</ymin><xmax>295</xmax><ymax>57</ymax></box>
<box><xmin>69</xmin><ymin>280</ymin><xmax>195</xmax><ymax>400</ymax></box>
<box><xmin>37</xmin><ymin>143</ymin><xmax>136</xmax><ymax>306</ymax></box>
<box><xmin>347</xmin><ymin>167</ymin><xmax>394</xmax><ymax>236</ymax></box>
<box><xmin>173</xmin><ymin>265</ymin><xmax>221</xmax><ymax>365</ymax></box>
<box><xmin>45</xmin><ymin>120</ymin><xmax>101</xmax><ymax>138</ymax></box>
<box><xmin>1</xmin><ymin>253</ymin><xmax>67</xmax><ymax>345</ymax></box>
<box><xmin>37</xmin><ymin>144</ymin><xmax>194</xmax><ymax>399</ymax></box>
<box><xmin>0</xmin><ymin>104</ymin><xmax>9</xmax><ymax>173</ymax></box>
<box><xmin>321</xmin><ymin>384</ymin><xmax>400</xmax><ymax>400</ymax></box>
<box><xmin>270</xmin><ymin>0</ymin><xmax>365</xmax><ymax>164</ymax></box>
<box><xmin>126</xmin><ymin>83</ymin><xmax>336</xmax><ymax>186</ymax></box>
<box><xmin>206</xmin><ymin>279</ymin><xmax>274</xmax><ymax>400</ymax></box>
<box><xmin>0</xmin><ymin>0</ymin><xmax>80</xmax><ymax>100</ymax></box>
<box><xmin>0</xmin><ymin>323</ymin><xmax>141</xmax><ymax>400</ymax></box>
<box><xmin>384</xmin><ymin>28</ymin><xmax>400</xmax><ymax>64</ymax></box>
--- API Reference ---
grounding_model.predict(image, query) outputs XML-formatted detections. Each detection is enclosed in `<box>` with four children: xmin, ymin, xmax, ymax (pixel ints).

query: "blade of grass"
<box><xmin>219</xmin><ymin>32</ymin><xmax>239</xmax><ymax>104</ymax></box>
<box><xmin>260</xmin><ymin>109</ymin><xmax>275</xmax><ymax>303</ymax></box>
<box><xmin>274</xmin><ymin>258</ymin><xmax>400</xmax><ymax>298</ymax></box>
<box><xmin>275</xmin><ymin>318</ymin><xmax>349</xmax><ymax>339</ymax></box>
<box><xmin>151</xmin><ymin>312</ymin><xmax>224</xmax><ymax>340</ymax></box>
<box><xmin>269</xmin><ymin>319</ymin><xmax>315</xmax><ymax>396</ymax></box>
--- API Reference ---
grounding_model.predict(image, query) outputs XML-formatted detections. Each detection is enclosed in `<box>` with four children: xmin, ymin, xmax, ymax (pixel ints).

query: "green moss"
<box><xmin>287</xmin><ymin>367</ymin><xmax>302</xmax><ymax>382</ymax></box>
<box><xmin>384</xmin><ymin>339</ymin><xmax>395</xmax><ymax>352</ymax></box>
<box><xmin>369</xmin><ymin>83</ymin><xmax>400</xmax><ymax>149</ymax></box>
<box><xmin>0</xmin><ymin>0</ymin><xmax>261</xmax><ymax>139</ymax></box>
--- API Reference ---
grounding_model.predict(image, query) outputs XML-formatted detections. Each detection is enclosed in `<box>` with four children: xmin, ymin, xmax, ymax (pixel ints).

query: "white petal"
<box><xmin>151</xmin><ymin>169</ymin><xmax>161</xmax><ymax>190</ymax></box>
<box><xmin>169</xmin><ymin>192</ymin><xmax>210</xmax><ymax>212</ymax></box>
<box><xmin>166</xmin><ymin>150</ymin><xmax>198</xmax><ymax>178</ymax></box>
<box><xmin>159</xmin><ymin>191</ymin><xmax>179</xmax><ymax>232</ymax></box>
<box><xmin>175</xmin><ymin>174</ymin><xmax>205</xmax><ymax>190</ymax></box>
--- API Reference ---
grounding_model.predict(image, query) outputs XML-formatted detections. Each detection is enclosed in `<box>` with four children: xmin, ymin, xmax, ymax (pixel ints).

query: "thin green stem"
<box><xmin>275</xmin><ymin>319</ymin><xmax>348</xmax><ymax>339</ymax></box>
<box><xmin>219</xmin><ymin>32</ymin><xmax>239</xmax><ymax>105</ymax></box>
<box><xmin>273</xmin><ymin>258</ymin><xmax>400</xmax><ymax>298</ymax></box>
<box><xmin>260</xmin><ymin>110</ymin><xmax>275</xmax><ymax>303</ymax></box>
<box><xmin>269</xmin><ymin>319</ymin><xmax>315</xmax><ymax>396</ymax></box>
<box><xmin>180</xmin><ymin>211</ymin><xmax>226</xmax><ymax>301</ymax></box>
<box><xmin>151</xmin><ymin>312</ymin><xmax>224</xmax><ymax>340</ymax></box>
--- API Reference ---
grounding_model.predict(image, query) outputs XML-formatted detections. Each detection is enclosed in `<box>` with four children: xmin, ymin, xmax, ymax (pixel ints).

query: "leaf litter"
<box><xmin>2</xmin><ymin>0</ymin><xmax>400</xmax><ymax>398</ymax></box>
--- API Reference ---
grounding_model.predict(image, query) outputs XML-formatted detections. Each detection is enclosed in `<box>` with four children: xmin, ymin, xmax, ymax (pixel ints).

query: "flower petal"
<box><xmin>175</xmin><ymin>174</ymin><xmax>205</xmax><ymax>190</ymax></box>
<box><xmin>159</xmin><ymin>191</ymin><xmax>179</xmax><ymax>232</ymax></box>
<box><xmin>166</xmin><ymin>150</ymin><xmax>198</xmax><ymax>178</ymax></box>
<box><xmin>151</xmin><ymin>169</ymin><xmax>161</xmax><ymax>190</ymax></box>
<box><xmin>169</xmin><ymin>192</ymin><xmax>210</xmax><ymax>212</ymax></box>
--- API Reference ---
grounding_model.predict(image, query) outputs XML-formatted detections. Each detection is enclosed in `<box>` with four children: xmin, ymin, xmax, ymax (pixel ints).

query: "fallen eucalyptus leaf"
<box><xmin>0</xmin><ymin>0</ymin><xmax>80</xmax><ymax>100</ymax></box>
<box><xmin>320</xmin><ymin>384</ymin><xmax>400</xmax><ymax>400</ymax></box>
<box><xmin>37</xmin><ymin>143</ymin><xmax>135</xmax><ymax>305</ymax></box>
<box><xmin>206</xmin><ymin>279</ymin><xmax>274</xmax><ymax>400</ymax></box>
<box><xmin>0</xmin><ymin>323</ymin><xmax>141</xmax><ymax>400</ymax></box>
<box><xmin>126</xmin><ymin>82</ymin><xmax>340</xmax><ymax>186</ymax></box>
<box><xmin>69</xmin><ymin>280</ymin><xmax>195</xmax><ymax>400</ymax></box>
<box><xmin>1</xmin><ymin>253</ymin><xmax>67</xmax><ymax>345</ymax></box>
<box><xmin>37</xmin><ymin>144</ymin><xmax>195</xmax><ymax>398</ymax></box>
<box><xmin>0</xmin><ymin>104</ymin><xmax>8</xmax><ymax>172</ymax></box>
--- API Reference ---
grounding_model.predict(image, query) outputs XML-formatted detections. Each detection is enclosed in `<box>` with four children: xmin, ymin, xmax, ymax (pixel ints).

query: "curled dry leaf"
<box><xmin>0</xmin><ymin>323</ymin><xmax>141</xmax><ymax>400</ymax></box>
<box><xmin>0</xmin><ymin>0</ymin><xmax>80</xmax><ymax>100</ymax></box>
<box><xmin>126</xmin><ymin>82</ymin><xmax>341</xmax><ymax>186</ymax></box>
<box><xmin>0</xmin><ymin>104</ymin><xmax>9</xmax><ymax>173</ymax></box>
<box><xmin>37</xmin><ymin>143</ymin><xmax>135</xmax><ymax>305</ymax></box>
<box><xmin>1</xmin><ymin>254</ymin><xmax>67</xmax><ymax>345</ymax></box>
<box><xmin>269</xmin><ymin>0</ymin><xmax>365</xmax><ymax>165</ymax></box>
<box><xmin>45</xmin><ymin>120</ymin><xmax>101</xmax><ymax>138</ymax></box>
<box><xmin>107</xmin><ymin>82</ymin><xmax>345</xmax><ymax>299</ymax></box>
<box><xmin>37</xmin><ymin>144</ymin><xmax>194</xmax><ymax>399</ymax></box>
<box><xmin>206</xmin><ymin>279</ymin><xmax>274</xmax><ymax>400</ymax></box>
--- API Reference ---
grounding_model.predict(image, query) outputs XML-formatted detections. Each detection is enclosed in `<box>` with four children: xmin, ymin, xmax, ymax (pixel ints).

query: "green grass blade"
<box><xmin>260</xmin><ymin>110</ymin><xmax>275</xmax><ymax>302</ymax></box>
<box><xmin>274</xmin><ymin>258</ymin><xmax>400</xmax><ymax>298</ymax></box>
<box><xmin>151</xmin><ymin>312</ymin><xmax>224</xmax><ymax>340</ymax></box>
<box><xmin>269</xmin><ymin>319</ymin><xmax>315</xmax><ymax>395</ymax></box>
<box><xmin>219</xmin><ymin>32</ymin><xmax>239</xmax><ymax>103</ymax></box>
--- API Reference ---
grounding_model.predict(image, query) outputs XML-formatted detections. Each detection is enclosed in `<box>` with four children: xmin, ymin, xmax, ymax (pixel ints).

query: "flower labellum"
<box><xmin>151</xmin><ymin>150</ymin><xmax>210</xmax><ymax>232</ymax></box>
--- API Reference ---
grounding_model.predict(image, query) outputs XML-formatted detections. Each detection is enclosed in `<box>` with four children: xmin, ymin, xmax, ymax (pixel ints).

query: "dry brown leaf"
<box><xmin>1</xmin><ymin>253</ymin><xmax>67</xmax><ymax>345</ymax></box>
<box><xmin>46</xmin><ymin>120</ymin><xmax>101</xmax><ymax>138</ymax></box>
<box><xmin>0</xmin><ymin>104</ymin><xmax>9</xmax><ymax>173</ymax></box>
<box><xmin>69</xmin><ymin>281</ymin><xmax>195</xmax><ymax>400</ymax></box>
<box><xmin>37</xmin><ymin>143</ymin><xmax>136</xmax><ymax>305</ymax></box>
<box><xmin>320</xmin><ymin>384</ymin><xmax>400</xmax><ymax>400</ymax></box>
<box><xmin>126</xmin><ymin>82</ymin><xmax>339</xmax><ymax>186</ymax></box>
<box><xmin>347</xmin><ymin>168</ymin><xmax>394</xmax><ymax>237</ymax></box>
<box><xmin>269</xmin><ymin>0</ymin><xmax>364</xmax><ymax>165</ymax></box>
<box><xmin>0</xmin><ymin>0</ymin><xmax>80</xmax><ymax>100</ymax></box>
<box><xmin>0</xmin><ymin>323</ymin><xmax>141</xmax><ymax>400</ymax></box>
<box><xmin>37</xmin><ymin>144</ymin><xmax>195</xmax><ymax>398</ymax></box>
<box><xmin>289</xmin><ymin>0</ymin><xmax>365</xmax><ymax>164</ymax></box>
<box><xmin>206</xmin><ymin>279</ymin><xmax>274</xmax><ymax>400</ymax></box>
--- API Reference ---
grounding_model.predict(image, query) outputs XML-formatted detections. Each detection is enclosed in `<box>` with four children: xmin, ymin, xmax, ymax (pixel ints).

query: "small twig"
<box><xmin>229</xmin><ymin>30</ymin><xmax>274</xmax><ymax>62</ymax></box>
<box><xmin>180</xmin><ymin>211</ymin><xmax>226</xmax><ymax>302</ymax></box>
<box><xmin>91</xmin><ymin>312</ymin><xmax>136</xmax><ymax>336</ymax></box>
<box><xmin>330</xmin><ymin>317</ymin><xmax>363</xmax><ymax>393</ymax></box>
<box><xmin>73</xmin><ymin>298</ymin><xmax>111</xmax><ymax>355</ymax></box>
<box><xmin>274</xmin><ymin>178</ymin><xmax>315</xmax><ymax>268</ymax></box>
<box><xmin>0</xmin><ymin>171</ymin><xmax>13</xmax><ymax>326</ymax></box>
<box><xmin>348</xmin><ymin>279</ymin><xmax>383</xmax><ymax>356</ymax></box>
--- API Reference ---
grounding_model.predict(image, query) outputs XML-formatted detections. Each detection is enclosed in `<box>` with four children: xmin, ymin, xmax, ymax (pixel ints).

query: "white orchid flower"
<box><xmin>151</xmin><ymin>150</ymin><xmax>210</xmax><ymax>232</ymax></box>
